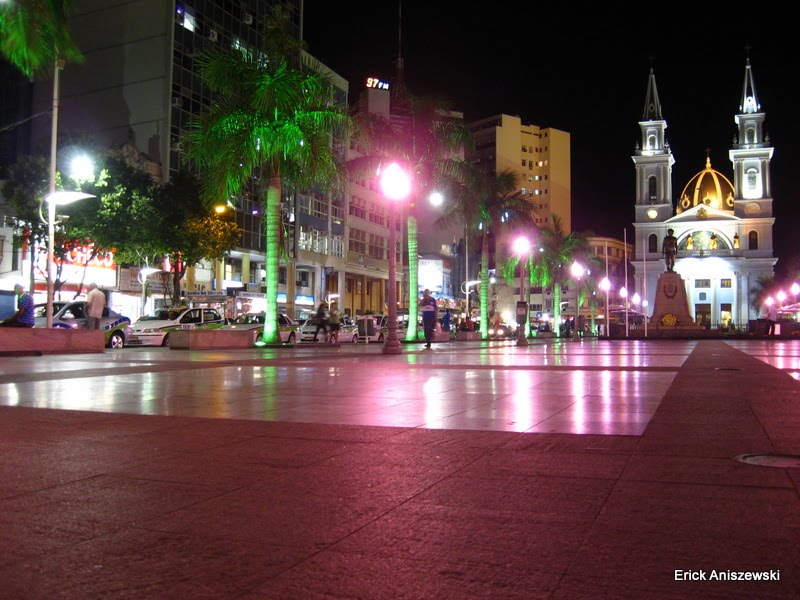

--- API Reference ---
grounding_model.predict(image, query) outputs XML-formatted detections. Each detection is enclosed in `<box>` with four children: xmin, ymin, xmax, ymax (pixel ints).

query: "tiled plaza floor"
<box><xmin>0</xmin><ymin>338</ymin><xmax>798</xmax><ymax>598</ymax></box>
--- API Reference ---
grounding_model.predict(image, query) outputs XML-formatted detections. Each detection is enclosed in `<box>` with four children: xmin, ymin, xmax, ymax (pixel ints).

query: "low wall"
<box><xmin>169</xmin><ymin>329</ymin><xmax>254</xmax><ymax>350</ymax></box>
<box><xmin>0</xmin><ymin>328</ymin><xmax>105</xmax><ymax>355</ymax></box>
<box><xmin>455</xmin><ymin>331</ymin><xmax>482</xmax><ymax>341</ymax></box>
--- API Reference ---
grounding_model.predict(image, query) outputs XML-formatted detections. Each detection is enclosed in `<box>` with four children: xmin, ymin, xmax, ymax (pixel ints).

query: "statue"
<box><xmin>662</xmin><ymin>229</ymin><xmax>678</xmax><ymax>272</ymax></box>
<box><xmin>686</xmin><ymin>234</ymin><xmax>693</xmax><ymax>250</ymax></box>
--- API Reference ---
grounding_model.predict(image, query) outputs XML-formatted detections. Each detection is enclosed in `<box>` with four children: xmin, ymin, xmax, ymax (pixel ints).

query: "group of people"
<box><xmin>312</xmin><ymin>301</ymin><xmax>341</xmax><ymax>343</ymax></box>
<box><xmin>0</xmin><ymin>282</ymin><xmax>106</xmax><ymax>328</ymax></box>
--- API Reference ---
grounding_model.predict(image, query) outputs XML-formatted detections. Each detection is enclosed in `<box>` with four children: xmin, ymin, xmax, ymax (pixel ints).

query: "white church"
<box><xmin>631</xmin><ymin>58</ymin><xmax>776</xmax><ymax>329</ymax></box>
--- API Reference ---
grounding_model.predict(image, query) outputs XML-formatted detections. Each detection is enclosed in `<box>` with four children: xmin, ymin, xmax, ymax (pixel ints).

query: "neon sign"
<box><xmin>366</xmin><ymin>77</ymin><xmax>389</xmax><ymax>90</ymax></box>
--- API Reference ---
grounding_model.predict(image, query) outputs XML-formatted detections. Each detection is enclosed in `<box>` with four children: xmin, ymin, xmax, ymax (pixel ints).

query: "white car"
<box><xmin>300</xmin><ymin>314</ymin><xmax>359</xmax><ymax>343</ymax></box>
<box><xmin>220</xmin><ymin>312</ymin><xmax>300</xmax><ymax>345</ymax></box>
<box><xmin>126</xmin><ymin>307</ymin><xmax>226</xmax><ymax>347</ymax></box>
<box><xmin>33</xmin><ymin>301</ymin><xmax>131</xmax><ymax>349</ymax></box>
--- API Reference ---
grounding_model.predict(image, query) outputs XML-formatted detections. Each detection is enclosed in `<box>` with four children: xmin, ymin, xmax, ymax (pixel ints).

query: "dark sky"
<box><xmin>302</xmin><ymin>4</ymin><xmax>798</xmax><ymax>275</ymax></box>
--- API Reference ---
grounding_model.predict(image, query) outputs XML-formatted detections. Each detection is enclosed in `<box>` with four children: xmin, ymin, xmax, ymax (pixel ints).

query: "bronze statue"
<box><xmin>662</xmin><ymin>229</ymin><xmax>678</xmax><ymax>272</ymax></box>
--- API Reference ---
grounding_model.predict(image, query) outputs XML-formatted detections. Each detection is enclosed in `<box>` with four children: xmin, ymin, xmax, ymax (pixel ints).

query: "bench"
<box><xmin>169</xmin><ymin>329</ymin><xmax>255</xmax><ymax>350</ymax></box>
<box><xmin>0</xmin><ymin>328</ymin><xmax>105</xmax><ymax>355</ymax></box>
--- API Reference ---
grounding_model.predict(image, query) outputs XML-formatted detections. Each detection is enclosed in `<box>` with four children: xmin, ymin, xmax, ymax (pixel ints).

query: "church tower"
<box><xmin>632</xmin><ymin>67</ymin><xmax>675</xmax><ymax>225</ymax></box>
<box><xmin>730</xmin><ymin>57</ymin><xmax>774</xmax><ymax>219</ymax></box>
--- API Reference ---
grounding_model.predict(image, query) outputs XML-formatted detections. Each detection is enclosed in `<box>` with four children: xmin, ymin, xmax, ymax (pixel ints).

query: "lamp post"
<box><xmin>570</xmin><ymin>260</ymin><xmax>585</xmax><ymax>341</ymax></box>
<box><xmin>632</xmin><ymin>292</ymin><xmax>641</xmax><ymax>333</ymax></box>
<box><xmin>599</xmin><ymin>277</ymin><xmax>611</xmax><ymax>338</ymax></box>
<box><xmin>620</xmin><ymin>286</ymin><xmax>629</xmax><ymax>338</ymax></box>
<box><xmin>513</xmin><ymin>236</ymin><xmax>531</xmax><ymax>347</ymax></box>
<box><xmin>45</xmin><ymin>190</ymin><xmax>94</xmax><ymax>327</ymax></box>
<box><xmin>380</xmin><ymin>163</ymin><xmax>411</xmax><ymax>355</ymax></box>
<box><xmin>642</xmin><ymin>299</ymin><xmax>649</xmax><ymax>337</ymax></box>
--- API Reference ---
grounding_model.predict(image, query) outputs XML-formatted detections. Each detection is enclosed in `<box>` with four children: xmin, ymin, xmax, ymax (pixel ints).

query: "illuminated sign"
<box><xmin>295</xmin><ymin>294</ymin><xmax>315</xmax><ymax>306</ymax></box>
<box><xmin>58</xmin><ymin>244</ymin><xmax>116</xmax><ymax>270</ymax></box>
<box><xmin>366</xmin><ymin>77</ymin><xmax>389</xmax><ymax>90</ymax></box>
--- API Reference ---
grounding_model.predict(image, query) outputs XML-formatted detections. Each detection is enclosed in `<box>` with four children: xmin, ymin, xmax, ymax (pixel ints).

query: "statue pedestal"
<box><xmin>650</xmin><ymin>272</ymin><xmax>702</xmax><ymax>329</ymax></box>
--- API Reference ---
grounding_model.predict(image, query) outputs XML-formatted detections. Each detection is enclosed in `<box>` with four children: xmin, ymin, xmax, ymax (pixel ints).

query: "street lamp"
<box><xmin>570</xmin><ymin>260</ymin><xmax>584</xmax><ymax>341</ymax></box>
<box><xmin>599</xmin><ymin>277</ymin><xmax>611</xmax><ymax>338</ymax></box>
<box><xmin>380</xmin><ymin>162</ymin><xmax>411</xmax><ymax>355</ymax></box>
<box><xmin>45</xmin><ymin>190</ymin><xmax>94</xmax><ymax>327</ymax></box>
<box><xmin>642</xmin><ymin>299</ymin><xmax>649</xmax><ymax>337</ymax></box>
<box><xmin>513</xmin><ymin>236</ymin><xmax>531</xmax><ymax>347</ymax></box>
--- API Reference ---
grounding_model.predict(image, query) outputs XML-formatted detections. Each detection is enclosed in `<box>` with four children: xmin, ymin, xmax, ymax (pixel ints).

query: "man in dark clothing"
<box><xmin>420</xmin><ymin>289</ymin><xmax>438</xmax><ymax>349</ymax></box>
<box><xmin>313</xmin><ymin>302</ymin><xmax>329</xmax><ymax>342</ymax></box>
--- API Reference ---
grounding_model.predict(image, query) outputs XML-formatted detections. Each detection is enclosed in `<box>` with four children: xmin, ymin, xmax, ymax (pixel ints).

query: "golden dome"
<box><xmin>676</xmin><ymin>157</ymin><xmax>735</xmax><ymax>213</ymax></box>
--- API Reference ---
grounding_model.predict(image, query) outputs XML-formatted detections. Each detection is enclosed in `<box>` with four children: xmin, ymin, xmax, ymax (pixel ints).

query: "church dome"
<box><xmin>676</xmin><ymin>157</ymin><xmax>735</xmax><ymax>214</ymax></box>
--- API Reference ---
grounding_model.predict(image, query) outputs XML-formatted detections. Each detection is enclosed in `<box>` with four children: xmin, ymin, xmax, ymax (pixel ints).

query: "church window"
<box><xmin>648</xmin><ymin>234</ymin><xmax>657</xmax><ymax>253</ymax></box>
<box><xmin>746</xmin><ymin>168</ymin><xmax>758</xmax><ymax>191</ymax></box>
<box><xmin>647</xmin><ymin>134</ymin><xmax>657</xmax><ymax>150</ymax></box>
<box><xmin>746</xmin><ymin>127</ymin><xmax>756</xmax><ymax>145</ymax></box>
<box><xmin>748</xmin><ymin>231</ymin><xmax>759</xmax><ymax>250</ymax></box>
<box><xmin>648</xmin><ymin>176</ymin><xmax>657</xmax><ymax>202</ymax></box>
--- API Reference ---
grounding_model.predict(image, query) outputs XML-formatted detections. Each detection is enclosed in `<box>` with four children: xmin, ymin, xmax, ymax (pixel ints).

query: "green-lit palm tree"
<box><xmin>186</xmin><ymin>6</ymin><xmax>350</xmax><ymax>344</ymax></box>
<box><xmin>575</xmin><ymin>254</ymin><xmax>603</xmax><ymax>336</ymax></box>
<box><xmin>750</xmin><ymin>274</ymin><xmax>775</xmax><ymax>316</ymax></box>
<box><xmin>530</xmin><ymin>214</ymin><xmax>590</xmax><ymax>338</ymax></box>
<box><xmin>436</xmin><ymin>166</ymin><xmax>533</xmax><ymax>339</ymax></box>
<box><xmin>348</xmin><ymin>94</ymin><xmax>473</xmax><ymax>341</ymax></box>
<box><xmin>0</xmin><ymin>0</ymin><xmax>82</xmax><ymax>77</ymax></box>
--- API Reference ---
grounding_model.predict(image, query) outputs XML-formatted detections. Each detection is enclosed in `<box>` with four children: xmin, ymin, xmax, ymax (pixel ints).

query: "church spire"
<box><xmin>391</xmin><ymin>0</ymin><xmax>407</xmax><ymax>101</ymax></box>
<box><xmin>642</xmin><ymin>65</ymin><xmax>663</xmax><ymax>121</ymax></box>
<box><xmin>739</xmin><ymin>49</ymin><xmax>760</xmax><ymax>113</ymax></box>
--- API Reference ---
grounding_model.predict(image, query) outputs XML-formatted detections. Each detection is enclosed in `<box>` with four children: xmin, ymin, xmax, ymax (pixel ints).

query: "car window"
<box><xmin>180</xmin><ymin>310</ymin><xmax>201</xmax><ymax>324</ymax></box>
<box><xmin>203</xmin><ymin>309</ymin><xmax>221</xmax><ymax>322</ymax></box>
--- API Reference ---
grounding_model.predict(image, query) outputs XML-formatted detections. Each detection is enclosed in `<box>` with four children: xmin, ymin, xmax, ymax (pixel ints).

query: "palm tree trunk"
<box><xmin>553</xmin><ymin>284</ymin><xmax>562</xmax><ymax>337</ymax></box>
<box><xmin>262</xmin><ymin>175</ymin><xmax>282</xmax><ymax>343</ymax></box>
<box><xmin>480</xmin><ymin>231</ymin><xmax>489</xmax><ymax>339</ymax></box>
<box><xmin>404</xmin><ymin>214</ymin><xmax>419</xmax><ymax>341</ymax></box>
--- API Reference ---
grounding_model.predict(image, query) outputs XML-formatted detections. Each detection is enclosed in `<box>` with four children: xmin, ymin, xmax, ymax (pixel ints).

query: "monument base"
<box><xmin>650</xmin><ymin>271</ymin><xmax>702</xmax><ymax>329</ymax></box>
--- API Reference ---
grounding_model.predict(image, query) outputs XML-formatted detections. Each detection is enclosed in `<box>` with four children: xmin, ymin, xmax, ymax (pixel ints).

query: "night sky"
<box><xmin>302</xmin><ymin>4</ymin><xmax>799</xmax><ymax>277</ymax></box>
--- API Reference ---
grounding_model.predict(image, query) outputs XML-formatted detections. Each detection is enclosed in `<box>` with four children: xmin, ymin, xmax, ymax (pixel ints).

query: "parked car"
<box><xmin>33</xmin><ymin>301</ymin><xmax>131</xmax><ymax>349</ymax></box>
<box><xmin>125</xmin><ymin>306</ymin><xmax>226</xmax><ymax>347</ymax></box>
<box><xmin>300</xmin><ymin>314</ymin><xmax>359</xmax><ymax>343</ymax></box>
<box><xmin>355</xmin><ymin>314</ymin><xmax>387</xmax><ymax>343</ymax></box>
<box><xmin>221</xmin><ymin>312</ymin><xmax>300</xmax><ymax>345</ymax></box>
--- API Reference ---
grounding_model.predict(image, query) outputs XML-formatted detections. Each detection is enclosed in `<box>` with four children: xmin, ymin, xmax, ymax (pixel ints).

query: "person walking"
<box><xmin>420</xmin><ymin>288</ymin><xmax>438</xmax><ymax>349</ymax></box>
<box><xmin>86</xmin><ymin>283</ymin><xmax>106</xmax><ymax>330</ymax></box>
<box><xmin>765</xmin><ymin>302</ymin><xmax>778</xmax><ymax>336</ymax></box>
<box><xmin>313</xmin><ymin>302</ymin><xmax>329</xmax><ymax>342</ymax></box>
<box><xmin>0</xmin><ymin>283</ymin><xmax>35</xmax><ymax>328</ymax></box>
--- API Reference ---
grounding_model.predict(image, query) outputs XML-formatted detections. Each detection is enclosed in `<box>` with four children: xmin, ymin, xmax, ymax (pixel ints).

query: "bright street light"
<box><xmin>428</xmin><ymin>191</ymin><xmax>443</xmax><ymax>207</ymax></box>
<box><xmin>45</xmin><ymin>190</ymin><xmax>95</xmax><ymax>328</ymax></box>
<box><xmin>380</xmin><ymin>163</ymin><xmax>411</xmax><ymax>354</ymax></box>
<box><xmin>70</xmin><ymin>155</ymin><xmax>95</xmax><ymax>184</ymax></box>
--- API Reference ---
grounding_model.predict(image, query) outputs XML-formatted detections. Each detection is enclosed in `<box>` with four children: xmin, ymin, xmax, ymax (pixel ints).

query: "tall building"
<box><xmin>631</xmin><ymin>60</ymin><xmax>776</xmax><ymax>329</ymax></box>
<box><xmin>466</xmin><ymin>114</ymin><xmax>571</xmax><ymax>232</ymax></box>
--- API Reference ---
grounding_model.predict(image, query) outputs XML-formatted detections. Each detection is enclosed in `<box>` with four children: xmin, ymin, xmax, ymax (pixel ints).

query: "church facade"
<box><xmin>631</xmin><ymin>60</ymin><xmax>776</xmax><ymax>329</ymax></box>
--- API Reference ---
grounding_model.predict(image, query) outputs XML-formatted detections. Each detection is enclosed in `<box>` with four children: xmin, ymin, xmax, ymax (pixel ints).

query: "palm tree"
<box><xmin>348</xmin><ymin>94</ymin><xmax>473</xmax><ymax>341</ymax></box>
<box><xmin>0</xmin><ymin>0</ymin><xmax>82</xmax><ymax>78</ymax></box>
<box><xmin>530</xmin><ymin>215</ymin><xmax>590</xmax><ymax>338</ymax></box>
<box><xmin>750</xmin><ymin>274</ymin><xmax>775</xmax><ymax>316</ymax></box>
<box><xmin>436</xmin><ymin>166</ymin><xmax>533</xmax><ymax>339</ymax></box>
<box><xmin>186</xmin><ymin>6</ymin><xmax>350</xmax><ymax>344</ymax></box>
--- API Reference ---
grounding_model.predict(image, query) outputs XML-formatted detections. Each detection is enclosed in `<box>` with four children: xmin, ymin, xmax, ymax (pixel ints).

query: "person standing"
<box><xmin>0</xmin><ymin>283</ymin><xmax>35</xmax><ymax>327</ymax></box>
<box><xmin>766</xmin><ymin>302</ymin><xmax>778</xmax><ymax>336</ymax></box>
<box><xmin>420</xmin><ymin>288</ymin><xmax>438</xmax><ymax>349</ymax></box>
<box><xmin>327</xmin><ymin>307</ymin><xmax>340</xmax><ymax>343</ymax></box>
<box><xmin>441</xmin><ymin>309</ymin><xmax>451</xmax><ymax>333</ymax></box>
<box><xmin>86</xmin><ymin>283</ymin><xmax>106</xmax><ymax>330</ymax></box>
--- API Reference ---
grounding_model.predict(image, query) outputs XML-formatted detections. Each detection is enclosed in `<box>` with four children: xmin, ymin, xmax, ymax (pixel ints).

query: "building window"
<box><xmin>648</xmin><ymin>234</ymin><xmax>657</xmax><ymax>253</ymax></box>
<box><xmin>521</xmin><ymin>145</ymin><xmax>527</xmax><ymax>152</ymax></box>
<box><xmin>296</xmin><ymin>270</ymin><xmax>309</xmax><ymax>287</ymax></box>
<box><xmin>521</xmin><ymin>159</ymin><xmax>527</xmax><ymax>167</ymax></box>
<box><xmin>748</xmin><ymin>230</ymin><xmax>759</xmax><ymax>250</ymax></box>
<box><xmin>648</xmin><ymin>176</ymin><xmax>657</xmax><ymax>201</ymax></box>
<box><xmin>695</xmin><ymin>279</ymin><xmax>710</xmax><ymax>288</ymax></box>
<box><xmin>279</xmin><ymin>267</ymin><xmax>286</xmax><ymax>285</ymax></box>
<box><xmin>721</xmin><ymin>279</ymin><xmax>732</xmax><ymax>288</ymax></box>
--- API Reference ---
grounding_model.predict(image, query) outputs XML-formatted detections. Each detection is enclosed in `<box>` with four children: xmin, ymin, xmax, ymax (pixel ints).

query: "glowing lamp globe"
<box><xmin>380</xmin><ymin>163</ymin><xmax>411</xmax><ymax>200</ymax></box>
<box><xmin>513</xmin><ymin>237</ymin><xmax>530</xmax><ymax>256</ymax></box>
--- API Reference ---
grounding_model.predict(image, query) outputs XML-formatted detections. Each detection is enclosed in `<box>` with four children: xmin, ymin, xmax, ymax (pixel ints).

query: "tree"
<box><xmin>530</xmin><ymin>214</ymin><xmax>590</xmax><ymax>338</ymax></box>
<box><xmin>348</xmin><ymin>94</ymin><xmax>473</xmax><ymax>342</ymax></box>
<box><xmin>436</xmin><ymin>166</ymin><xmax>532</xmax><ymax>339</ymax></box>
<box><xmin>186</xmin><ymin>5</ymin><xmax>350</xmax><ymax>343</ymax></box>
<box><xmin>750</xmin><ymin>274</ymin><xmax>775</xmax><ymax>315</ymax></box>
<box><xmin>0</xmin><ymin>0</ymin><xmax>82</xmax><ymax>78</ymax></box>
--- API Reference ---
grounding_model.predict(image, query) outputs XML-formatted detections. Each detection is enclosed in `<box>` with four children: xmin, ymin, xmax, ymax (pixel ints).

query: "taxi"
<box><xmin>126</xmin><ymin>306</ymin><xmax>226</xmax><ymax>347</ymax></box>
<box><xmin>33</xmin><ymin>301</ymin><xmax>131</xmax><ymax>349</ymax></box>
<box><xmin>221</xmin><ymin>312</ymin><xmax>300</xmax><ymax>345</ymax></box>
